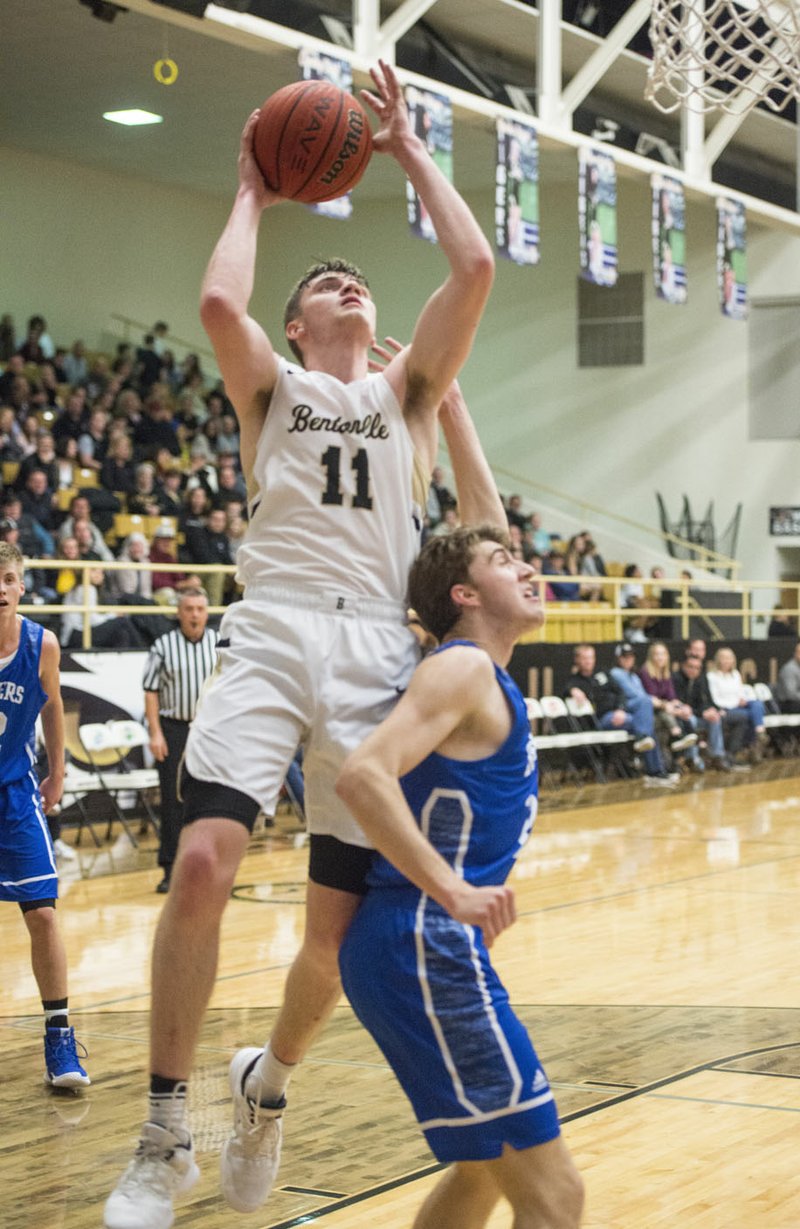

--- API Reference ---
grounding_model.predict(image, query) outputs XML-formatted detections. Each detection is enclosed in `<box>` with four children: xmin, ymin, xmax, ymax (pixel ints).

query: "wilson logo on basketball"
<box><xmin>319</xmin><ymin>109</ymin><xmax>367</xmax><ymax>185</ymax></box>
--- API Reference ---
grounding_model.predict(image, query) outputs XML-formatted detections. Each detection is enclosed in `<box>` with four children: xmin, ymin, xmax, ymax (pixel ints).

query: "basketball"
<box><xmin>254</xmin><ymin>80</ymin><xmax>373</xmax><ymax>204</ymax></box>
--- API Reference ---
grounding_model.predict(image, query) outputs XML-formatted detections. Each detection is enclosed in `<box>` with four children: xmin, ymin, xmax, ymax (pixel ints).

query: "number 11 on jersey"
<box><xmin>320</xmin><ymin>446</ymin><xmax>373</xmax><ymax>510</ymax></box>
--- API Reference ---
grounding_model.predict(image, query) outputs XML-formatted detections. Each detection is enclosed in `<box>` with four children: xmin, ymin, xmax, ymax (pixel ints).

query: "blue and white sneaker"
<box><xmin>43</xmin><ymin>1026</ymin><xmax>91</xmax><ymax>1089</ymax></box>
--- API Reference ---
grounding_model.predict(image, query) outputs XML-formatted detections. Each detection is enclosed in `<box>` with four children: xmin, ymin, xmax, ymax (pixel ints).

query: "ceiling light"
<box><xmin>103</xmin><ymin>109</ymin><xmax>164</xmax><ymax>126</ymax></box>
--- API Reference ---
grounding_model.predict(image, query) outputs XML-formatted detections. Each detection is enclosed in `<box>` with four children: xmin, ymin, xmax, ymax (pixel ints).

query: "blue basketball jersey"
<box><xmin>0</xmin><ymin>618</ymin><xmax>47</xmax><ymax>786</ymax></box>
<box><xmin>367</xmin><ymin>639</ymin><xmax>538</xmax><ymax>894</ymax></box>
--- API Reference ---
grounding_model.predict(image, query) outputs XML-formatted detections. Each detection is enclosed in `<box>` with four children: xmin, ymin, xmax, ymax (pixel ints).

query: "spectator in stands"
<box><xmin>686</xmin><ymin>637</ymin><xmax>707</xmax><ymax>662</ymax></box>
<box><xmin>150</xmin><ymin>523</ymin><xmax>183</xmax><ymax>603</ymax></box>
<box><xmin>426</xmin><ymin>464</ymin><xmax>456</xmax><ymax>528</ymax></box>
<box><xmin>19</xmin><ymin>470</ymin><xmax>57</xmax><ymax>545</ymax></box>
<box><xmin>57</xmin><ymin>495</ymin><xmax>113</xmax><ymax>561</ymax></box>
<box><xmin>609</xmin><ymin>643</ymin><xmax>678</xmax><ymax>785</ymax></box>
<box><xmin>133</xmin><ymin>393</ymin><xmax>180</xmax><ymax>462</ymax></box>
<box><xmin>59</xmin><ymin>566</ymin><xmax>146</xmax><ymax>649</ymax></box>
<box><xmin>706</xmin><ymin>647</ymin><xmax>767</xmax><ymax>760</ymax></box>
<box><xmin>62</xmin><ymin>340</ymin><xmax>88</xmax><ymax>387</ymax></box>
<box><xmin>152</xmin><ymin>321</ymin><xmax>169</xmax><ymax>356</ymax></box>
<box><xmin>36</xmin><ymin>361</ymin><xmax>62</xmax><ymax>410</ymax></box>
<box><xmin>529</xmin><ymin>511</ymin><xmax>551</xmax><ymax>556</ymax></box>
<box><xmin>216</xmin><ymin>412</ymin><xmax>240</xmax><ymax>459</ymax></box>
<box><xmin>0</xmin><ymin>314</ymin><xmax>17</xmax><ymax>362</ymax></box>
<box><xmin>114</xmin><ymin>388</ymin><xmax>143</xmax><ymax>430</ymax></box>
<box><xmin>774</xmin><ymin>641</ymin><xmax>800</xmax><ymax>713</ymax></box>
<box><xmin>16</xmin><ymin>430</ymin><xmax>58</xmax><ymax>493</ymax></box>
<box><xmin>506</xmin><ymin>523</ymin><xmax>528</xmax><ymax>563</ymax></box>
<box><xmin>639</xmin><ymin>641</ymin><xmax>699</xmax><ymax>768</ymax></box>
<box><xmin>1</xmin><ymin>491</ymin><xmax>53</xmax><ymax>559</ymax></box>
<box><xmin>157</xmin><ymin>467</ymin><xmax>184</xmax><ymax>517</ymax></box>
<box><xmin>101</xmin><ymin>433</ymin><xmax>136</xmax><ymax>497</ymax></box>
<box><xmin>0</xmin><ymin>405</ymin><xmax>28</xmax><ymax>462</ymax></box>
<box><xmin>77</xmin><ymin>407</ymin><xmax>109</xmax><ymax>472</ymax></box>
<box><xmin>135</xmin><ymin>334</ymin><xmax>163</xmax><ymax>396</ymax></box>
<box><xmin>563</xmin><ymin>642</ymin><xmax>668</xmax><ymax>781</ymax></box>
<box><xmin>0</xmin><ymin>515</ymin><xmax>53</xmax><ymax>601</ymax></box>
<box><xmin>768</xmin><ymin>607</ymin><xmax>796</xmax><ymax>637</ymax></box>
<box><xmin>17</xmin><ymin>314</ymin><xmax>54</xmax><ymax>363</ymax></box>
<box><xmin>179</xmin><ymin>486</ymin><xmax>210</xmax><ymax>559</ymax></box>
<box><xmin>620</xmin><ymin>563</ymin><xmax>645</xmax><ymax>607</ymax></box>
<box><xmin>542</xmin><ymin>550</ymin><xmax>580</xmax><ymax>601</ymax></box>
<box><xmin>52</xmin><ymin>388</ymin><xmax>88</xmax><ymax>447</ymax></box>
<box><xmin>192</xmin><ymin>506</ymin><xmax>233</xmax><ymax>608</ymax></box>
<box><xmin>505</xmin><ymin>493</ymin><xmax>530</xmax><ymax>533</ymax></box>
<box><xmin>128</xmin><ymin>463</ymin><xmax>162</xmax><ymax>517</ymax></box>
<box><xmin>225</xmin><ymin>506</ymin><xmax>247</xmax><ymax>557</ymax></box>
<box><xmin>672</xmin><ymin>653</ymin><xmax>744</xmax><ymax>771</ymax></box>
<box><xmin>579</xmin><ymin>536</ymin><xmax>606</xmax><ymax>580</ymax></box>
<box><xmin>54</xmin><ymin>436</ymin><xmax>77</xmax><ymax>490</ymax></box>
<box><xmin>54</xmin><ymin>536</ymin><xmax>81</xmax><ymax>597</ymax></box>
<box><xmin>73</xmin><ymin>519</ymin><xmax>105</xmax><ymax>563</ymax></box>
<box><xmin>429</xmin><ymin>506</ymin><xmax>460</xmax><ymax>539</ymax></box>
<box><xmin>185</xmin><ymin>435</ymin><xmax>218</xmax><ymax>496</ymax></box>
<box><xmin>108</xmin><ymin>532</ymin><xmax>152</xmax><ymax>601</ymax></box>
<box><xmin>215</xmin><ymin>459</ymin><xmax>247</xmax><ymax>509</ymax></box>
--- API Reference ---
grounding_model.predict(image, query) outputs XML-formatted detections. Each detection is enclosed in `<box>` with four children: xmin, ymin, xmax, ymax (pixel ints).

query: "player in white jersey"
<box><xmin>105</xmin><ymin>60</ymin><xmax>496</xmax><ymax>1229</ymax></box>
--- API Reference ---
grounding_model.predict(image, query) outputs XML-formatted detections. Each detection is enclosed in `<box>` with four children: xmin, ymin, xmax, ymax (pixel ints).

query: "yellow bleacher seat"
<box><xmin>74</xmin><ymin>467</ymin><xmax>99</xmax><ymax>489</ymax></box>
<box><xmin>146</xmin><ymin>515</ymin><xmax>178</xmax><ymax>541</ymax></box>
<box><xmin>2</xmin><ymin>461</ymin><xmax>20</xmax><ymax>486</ymax></box>
<box><xmin>56</xmin><ymin>487</ymin><xmax>78</xmax><ymax>512</ymax></box>
<box><xmin>112</xmin><ymin>513</ymin><xmax>147</xmax><ymax>542</ymax></box>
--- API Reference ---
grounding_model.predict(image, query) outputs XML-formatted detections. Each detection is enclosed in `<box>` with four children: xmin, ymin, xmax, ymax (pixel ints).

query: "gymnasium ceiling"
<box><xmin>2</xmin><ymin>0</ymin><xmax>798</xmax><ymax>210</ymax></box>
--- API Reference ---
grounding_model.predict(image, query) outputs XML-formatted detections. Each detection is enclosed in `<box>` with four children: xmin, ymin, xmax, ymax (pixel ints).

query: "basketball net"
<box><xmin>646</xmin><ymin>0</ymin><xmax>800</xmax><ymax>115</ymax></box>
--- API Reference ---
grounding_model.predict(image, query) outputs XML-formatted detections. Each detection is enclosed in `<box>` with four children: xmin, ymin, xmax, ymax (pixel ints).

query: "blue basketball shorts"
<box><xmin>340</xmin><ymin>890</ymin><xmax>561</xmax><ymax>1162</ymax></box>
<box><xmin>0</xmin><ymin>771</ymin><xmax>58</xmax><ymax>903</ymax></box>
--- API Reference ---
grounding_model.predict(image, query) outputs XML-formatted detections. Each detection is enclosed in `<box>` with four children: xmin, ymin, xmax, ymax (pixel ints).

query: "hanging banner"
<box><xmin>578</xmin><ymin>148</ymin><xmax>617</xmax><ymax>286</ymax></box>
<box><xmin>652</xmin><ymin>173</ymin><xmax>687</xmax><ymax>304</ymax></box>
<box><xmin>495</xmin><ymin>118</ymin><xmax>539</xmax><ymax>266</ymax></box>
<box><xmin>299</xmin><ymin>47</ymin><xmax>354</xmax><ymax>220</ymax></box>
<box><xmin>717</xmin><ymin>197</ymin><xmax>748</xmax><ymax>319</ymax></box>
<box><xmin>404</xmin><ymin>85</ymin><xmax>453</xmax><ymax>243</ymax></box>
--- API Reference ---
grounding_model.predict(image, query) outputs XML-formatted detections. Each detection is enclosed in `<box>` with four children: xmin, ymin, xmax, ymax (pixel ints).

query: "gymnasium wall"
<box><xmin>4</xmin><ymin>139</ymin><xmax>800</xmax><ymax>583</ymax></box>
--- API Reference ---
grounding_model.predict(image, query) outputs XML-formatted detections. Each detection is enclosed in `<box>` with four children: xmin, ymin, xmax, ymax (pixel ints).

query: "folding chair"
<box><xmin>78</xmin><ymin>720</ymin><xmax>160</xmax><ymax>846</ymax></box>
<box><xmin>565</xmin><ymin>697</ymin><xmax>635</xmax><ymax>781</ymax></box>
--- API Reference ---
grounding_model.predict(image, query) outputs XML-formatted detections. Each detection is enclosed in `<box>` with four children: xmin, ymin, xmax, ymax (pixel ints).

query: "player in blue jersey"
<box><xmin>0</xmin><ymin>541</ymin><xmax>90</xmax><ymax>1089</ymax></box>
<box><xmin>337</xmin><ymin>527</ymin><xmax>584</xmax><ymax>1229</ymax></box>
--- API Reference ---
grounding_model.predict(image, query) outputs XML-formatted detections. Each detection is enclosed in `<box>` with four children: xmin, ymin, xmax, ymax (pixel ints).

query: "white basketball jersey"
<box><xmin>236</xmin><ymin>357</ymin><xmax>425</xmax><ymax>604</ymax></box>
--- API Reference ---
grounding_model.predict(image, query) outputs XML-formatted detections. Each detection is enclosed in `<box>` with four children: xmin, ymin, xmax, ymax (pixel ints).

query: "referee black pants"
<box><xmin>158</xmin><ymin>717</ymin><xmax>190</xmax><ymax>873</ymax></box>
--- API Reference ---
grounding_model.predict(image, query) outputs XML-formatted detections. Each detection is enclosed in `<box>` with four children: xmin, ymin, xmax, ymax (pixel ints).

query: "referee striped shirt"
<box><xmin>142</xmin><ymin>627</ymin><xmax>219</xmax><ymax>721</ymax></box>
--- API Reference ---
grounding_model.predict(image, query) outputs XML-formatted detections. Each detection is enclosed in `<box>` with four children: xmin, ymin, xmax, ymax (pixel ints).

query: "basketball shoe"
<box><xmin>220</xmin><ymin>1047</ymin><xmax>285</xmax><ymax>1213</ymax></box>
<box><xmin>44</xmin><ymin>1026</ymin><xmax>91</xmax><ymax>1088</ymax></box>
<box><xmin>104</xmin><ymin>1122</ymin><xmax>199</xmax><ymax>1229</ymax></box>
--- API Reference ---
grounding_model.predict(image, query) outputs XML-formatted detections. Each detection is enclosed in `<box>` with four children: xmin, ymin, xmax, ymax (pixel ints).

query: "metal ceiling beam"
<box><xmin>537</xmin><ymin>0</ymin><xmax>563</xmax><ymax>128</ymax></box>
<box><xmin>560</xmin><ymin>0</ymin><xmax>650</xmax><ymax>121</ymax></box>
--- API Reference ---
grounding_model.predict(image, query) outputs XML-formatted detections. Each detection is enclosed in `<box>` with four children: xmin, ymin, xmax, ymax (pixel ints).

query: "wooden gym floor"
<box><xmin>3</xmin><ymin>763</ymin><xmax>800</xmax><ymax>1228</ymax></box>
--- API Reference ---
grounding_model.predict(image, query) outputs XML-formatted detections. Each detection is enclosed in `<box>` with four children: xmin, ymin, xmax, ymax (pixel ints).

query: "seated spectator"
<box><xmin>542</xmin><ymin>550</ymin><xmax>580</xmax><ymax>601</ymax></box>
<box><xmin>57</xmin><ymin>494</ymin><xmax>113</xmax><ymax>560</ymax></box>
<box><xmin>108</xmin><ymin>532</ymin><xmax>152</xmax><ymax>601</ymax></box>
<box><xmin>426</xmin><ymin>464</ymin><xmax>456</xmax><ymax>528</ymax></box>
<box><xmin>216</xmin><ymin>412</ymin><xmax>240</xmax><ymax>458</ymax></box>
<box><xmin>54</xmin><ymin>536</ymin><xmax>81</xmax><ymax>597</ymax></box>
<box><xmin>563</xmin><ymin>642</ymin><xmax>669</xmax><ymax>783</ymax></box>
<box><xmin>180</xmin><ymin>485</ymin><xmax>211</xmax><ymax>558</ymax></box>
<box><xmin>52</xmin><ymin>388</ymin><xmax>89</xmax><ymax>446</ymax></box>
<box><xmin>73</xmin><ymin>519</ymin><xmax>105</xmax><ymax>563</ymax></box>
<box><xmin>0</xmin><ymin>515</ymin><xmax>54</xmax><ymax>601</ymax></box>
<box><xmin>579</xmin><ymin>536</ymin><xmax>606</xmax><ymax>579</ymax></box>
<box><xmin>17</xmin><ymin>314</ymin><xmax>54</xmax><ymax>363</ymax></box>
<box><xmin>55</xmin><ymin>435</ymin><xmax>77</xmax><ymax>490</ymax></box>
<box><xmin>215</xmin><ymin>459</ymin><xmax>247</xmax><ymax>509</ymax></box>
<box><xmin>0</xmin><ymin>405</ymin><xmax>28</xmax><ymax>462</ymax></box>
<box><xmin>768</xmin><ymin>607</ymin><xmax>796</xmax><ymax>637</ymax></box>
<box><xmin>706</xmin><ymin>646</ymin><xmax>767</xmax><ymax>759</ymax></box>
<box><xmin>77</xmin><ymin>407</ymin><xmax>110</xmax><ymax>471</ymax></box>
<box><xmin>157</xmin><ymin>466</ymin><xmax>185</xmax><ymax>517</ymax></box>
<box><xmin>59</xmin><ymin>566</ymin><xmax>146</xmax><ymax>649</ymax></box>
<box><xmin>774</xmin><ymin>641</ymin><xmax>800</xmax><ymax>713</ymax></box>
<box><xmin>429</xmin><ymin>506</ymin><xmax>460</xmax><ymax>539</ymax></box>
<box><xmin>135</xmin><ymin>334</ymin><xmax>163</xmax><ymax>396</ymax></box>
<box><xmin>609</xmin><ymin>642</ymin><xmax>677</xmax><ymax>785</ymax></box>
<box><xmin>529</xmin><ymin>511</ymin><xmax>551</xmax><ymax>556</ymax></box>
<box><xmin>133</xmin><ymin>393</ymin><xmax>180</xmax><ymax>461</ymax></box>
<box><xmin>113</xmin><ymin>387</ymin><xmax>143</xmax><ymax>430</ymax></box>
<box><xmin>101</xmin><ymin>433</ymin><xmax>136</xmax><ymax>496</ymax></box>
<box><xmin>15</xmin><ymin>430</ymin><xmax>59</xmax><ymax>493</ymax></box>
<box><xmin>0</xmin><ymin>314</ymin><xmax>17</xmax><ymax>363</ymax></box>
<box><xmin>505</xmin><ymin>493</ymin><xmax>530</xmax><ymax>533</ymax></box>
<box><xmin>672</xmin><ymin>653</ymin><xmax>745</xmax><ymax>771</ymax></box>
<box><xmin>149</xmin><ymin>523</ymin><xmax>184</xmax><ymax>603</ymax></box>
<box><xmin>192</xmin><ymin>506</ymin><xmax>233</xmax><ymax>607</ymax></box>
<box><xmin>686</xmin><ymin>637</ymin><xmax>707</xmax><ymax>663</ymax></box>
<box><xmin>185</xmin><ymin>435</ymin><xmax>218</xmax><ymax>496</ymax></box>
<box><xmin>19</xmin><ymin>464</ymin><xmax>57</xmax><ymax>538</ymax></box>
<box><xmin>639</xmin><ymin>641</ymin><xmax>699</xmax><ymax>768</ymax></box>
<box><xmin>225</xmin><ymin>506</ymin><xmax>247</xmax><ymax>556</ymax></box>
<box><xmin>620</xmin><ymin>563</ymin><xmax>645</xmax><ymax>607</ymax></box>
<box><xmin>128</xmin><ymin>462</ymin><xmax>162</xmax><ymax>517</ymax></box>
<box><xmin>62</xmin><ymin>340</ymin><xmax>88</xmax><ymax>388</ymax></box>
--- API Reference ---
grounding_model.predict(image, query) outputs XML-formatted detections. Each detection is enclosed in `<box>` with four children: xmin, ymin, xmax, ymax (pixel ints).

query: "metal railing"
<box><xmin>17</xmin><ymin>561</ymin><xmax>798</xmax><ymax>648</ymax></box>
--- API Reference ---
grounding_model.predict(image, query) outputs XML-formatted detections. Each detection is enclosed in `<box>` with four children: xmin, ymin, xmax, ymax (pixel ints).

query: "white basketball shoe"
<box><xmin>220</xmin><ymin>1047</ymin><xmax>285</xmax><ymax>1213</ymax></box>
<box><xmin>104</xmin><ymin>1122</ymin><xmax>199</xmax><ymax>1229</ymax></box>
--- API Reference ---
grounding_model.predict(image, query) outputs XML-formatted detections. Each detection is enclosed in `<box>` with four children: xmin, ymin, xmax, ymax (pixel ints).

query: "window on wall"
<box><xmin>577</xmin><ymin>272</ymin><xmax>644</xmax><ymax>367</ymax></box>
<box><xmin>749</xmin><ymin>298</ymin><xmax>800</xmax><ymax>439</ymax></box>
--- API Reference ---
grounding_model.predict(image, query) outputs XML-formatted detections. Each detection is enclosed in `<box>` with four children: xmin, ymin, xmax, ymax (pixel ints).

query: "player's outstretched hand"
<box><xmin>361</xmin><ymin>60</ymin><xmax>412</xmax><ymax>157</ymax></box>
<box><xmin>368</xmin><ymin>335</ymin><xmax>405</xmax><ymax>372</ymax></box>
<box><xmin>449</xmin><ymin>883</ymin><xmax>517</xmax><ymax>948</ymax></box>
<box><xmin>238</xmin><ymin>110</ymin><xmax>284</xmax><ymax>209</ymax></box>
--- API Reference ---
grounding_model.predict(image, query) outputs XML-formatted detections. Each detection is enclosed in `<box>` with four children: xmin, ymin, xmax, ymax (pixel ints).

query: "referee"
<box><xmin>143</xmin><ymin>588</ymin><xmax>219</xmax><ymax>893</ymax></box>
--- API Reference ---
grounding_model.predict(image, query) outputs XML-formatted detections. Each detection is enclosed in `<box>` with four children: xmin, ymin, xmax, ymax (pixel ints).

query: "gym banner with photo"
<box><xmin>495</xmin><ymin>118</ymin><xmax>539</xmax><ymax>266</ymax></box>
<box><xmin>717</xmin><ymin>197</ymin><xmax>748</xmax><ymax>319</ymax></box>
<box><xmin>404</xmin><ymin>85</ymin><xmax>453</xmax><ymax>243</ymax></box>
<box><xmin>299</xmin><ymin>47</ymin><xmax>355</xmax><ymax>220</ymax></box>
<box><xmin>579</xmin><ymin>148</ymin><xmax>617</xmax><ymax>286</ymax></box>
<box><xmin>652</xmin><ymin>174</ymin><xmax>687</xmax><ymax>304</ymax></box>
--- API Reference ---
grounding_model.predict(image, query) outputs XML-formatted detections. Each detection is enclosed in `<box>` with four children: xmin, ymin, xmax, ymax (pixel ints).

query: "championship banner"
<box><xmin>404</xmin><ymin>85</ymin><xmax>453</xmax><ymax>243</ymax></box>
<box><xmin>299</xmin><ymin>48</ymin><xmax>355</xmax><ymax>220</ymax></box>
<box><xmin>652</xmin><ymin>173</ymin><xmax>687</xmax><ymax>304</ymax></box>
<box><xmin>717</xmin><ymin>197</ymin><xmax>748</xmax><ymax>319</ymax></box>
<box><xmin>579</xmin><ymin>148</ymin><xmax>617</xmax><ymax>286</ymax></box>
<box><xmin>495</xmin><ymin>118</ymin><xmax>539</xmax><ymax>266</ymax></box>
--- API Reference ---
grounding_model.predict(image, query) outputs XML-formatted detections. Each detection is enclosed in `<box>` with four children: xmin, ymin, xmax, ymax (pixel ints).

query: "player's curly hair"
<box><xmin>408</xmin><ymin>524</ymin><xmax>510</xmax><ymax>644</ymax></box>
<box><xmin>0</xmin><ymin>541</ymin><xmax>24</xmax><ymax>572</ymax></box>
<box><xmin>283</xmin><ymin>259</ymin><xmax>370</xmax><ymax>364</ymax></box>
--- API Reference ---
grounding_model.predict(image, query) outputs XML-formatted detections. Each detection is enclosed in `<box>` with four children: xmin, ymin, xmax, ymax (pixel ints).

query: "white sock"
<box><xmin>247</xmin><ymin>1044</ymin><xmax>295</xmax><ymax>1106</ymax></box>
<box><xmin>148</xmin><ymin>1081</ymin><xmax>188</xmax><ymax>1134</ymax></box>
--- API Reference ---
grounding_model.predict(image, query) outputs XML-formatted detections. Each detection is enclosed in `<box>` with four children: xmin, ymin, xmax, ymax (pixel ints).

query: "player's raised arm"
<box><xmin>438</xmin><ymin>380</ymin><xmax>506</xmax><ymax>529</ymax></box>
<box><xmin>362</xmin><ymin>61</ymin><xmax>494</xmax><ymax>413</ymax></box>
<box><xmin>336</xmin><ymin>647</ymin><xmax>516</xmax><ymax>946</ymax></box>
<box><xmin>199</xmin><ymin>110</ymin><xmax>283</xmax><ymax>417</ymax></box>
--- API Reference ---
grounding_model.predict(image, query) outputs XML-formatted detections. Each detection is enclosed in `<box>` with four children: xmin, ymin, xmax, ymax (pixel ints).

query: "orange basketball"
<box><xmin>254</xmin><ymin>80</ymin><xmax>373</xmax><ymax>204</ymax></box>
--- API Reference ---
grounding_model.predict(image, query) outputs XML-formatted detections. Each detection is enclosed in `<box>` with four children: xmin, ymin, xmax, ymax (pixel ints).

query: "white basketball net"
<box><xmin>646</xmin><ymin>0</ymin><xmax>800</xmax><ymax>115</ymax></box>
